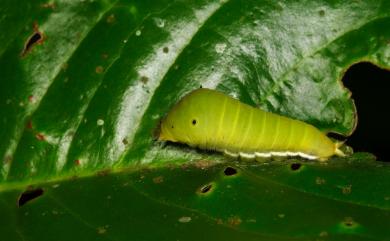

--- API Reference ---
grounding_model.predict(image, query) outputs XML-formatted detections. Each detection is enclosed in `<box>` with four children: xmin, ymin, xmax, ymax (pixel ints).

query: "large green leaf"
<box><xmin>2</xmin><ymin>155</ymin><xmax>390</xmax><ymax>241</ymax></box>
<box><xmin>1</xmin><ymin>0</ymin><xmax>390</xmax><ymax>240</ymax></box>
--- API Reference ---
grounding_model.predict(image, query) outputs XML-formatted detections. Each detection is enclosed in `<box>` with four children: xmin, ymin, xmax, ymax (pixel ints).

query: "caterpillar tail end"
<box><xmin>334</xmin><ymin>141</ymin><xmax>346</xmax><ymax>157</ymax></box>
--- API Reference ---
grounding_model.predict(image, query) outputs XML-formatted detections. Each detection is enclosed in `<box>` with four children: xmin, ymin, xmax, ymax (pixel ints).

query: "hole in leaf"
<box><xmin>23</xmin><ymin>33</ymin><xmax>42</xmax><ymax>52</ymax></box>
<box><xmin>290</xmin><ymin>163</ymin><xmax>301</xmax><ymax>171</ymax></box>
<box><xmin>342</xmin><ymin>62</ymin><xmax>390</xmax><ymax>161</ymax></box>
<box><xmin>199</xmin><ymin>184</ymin><xmax>212</xmax><ymax>194</ymax></box>
<box><xmin>140</xmin><ymin>76</ymin><xmax>149</xmax><ymax>84</ymax></box>
<box><xmin>342</xmin><ymin>217</ymin><xmax>357</xmax><ymax>228</ymax></box>
<box><xmin>21</xmin><ymin>23</ymin><xmax>44</xmax><ymax>57</ymax></box>
<box><xmin>224</xmin><ymin>167</ymin><xmax>237</xmax><ymax>176</ymax></box>
<box><xmin>18</xmin><ymin>188</ymin><xmax>44</xmax><ymax>207</ymax></box>
<box><xmin>345</xmin><ymin>221</ymin><xmax>353</xmax><ymax>227</ymax></box>
<box><xmin>122</xmin><ymin>138</ymin><xmax>128</xmax><ymax>145</ymax></box>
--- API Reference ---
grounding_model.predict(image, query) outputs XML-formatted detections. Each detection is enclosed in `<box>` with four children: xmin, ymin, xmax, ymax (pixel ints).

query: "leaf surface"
<box><xmin>0</xmin><ymin>0</ymin><xmax>390</xmax><ymax>240</ymax></box>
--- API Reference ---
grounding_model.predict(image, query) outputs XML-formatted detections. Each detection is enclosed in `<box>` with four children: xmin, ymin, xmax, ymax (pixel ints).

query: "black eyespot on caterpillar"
<box><xmin>192</xmin><ymin>119</ymin><xmax>197</xmax><ymax>125</ymax></box>
<box><xmin>18</xmin><ymin>188</ymin><xmax>44</xmax><ymax>207</ymax></box>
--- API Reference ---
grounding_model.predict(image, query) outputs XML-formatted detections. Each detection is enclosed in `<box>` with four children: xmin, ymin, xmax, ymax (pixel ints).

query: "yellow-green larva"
<box><xmin>159</xmin><ymin>88</ymin><xmax>345</xmax><ymax>160</ymax></box>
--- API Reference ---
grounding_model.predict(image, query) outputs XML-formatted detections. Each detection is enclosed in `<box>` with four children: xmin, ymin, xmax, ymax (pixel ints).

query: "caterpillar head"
<box><xmin>158</xmin><ymin>89</ymin><xmax>212</xmax><ymax>147</ymax></box>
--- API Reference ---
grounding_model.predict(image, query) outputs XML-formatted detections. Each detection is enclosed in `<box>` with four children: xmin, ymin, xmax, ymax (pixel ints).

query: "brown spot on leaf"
<box><xmin>95</xmin><ymin>66</ymin><xmax>104</xmax><ymax>74</ymax></box>
<box><xmin>97</xmin><ymin>226</ymin><xmax>107</xmax><ymax>234</ymax></box>
<box><xmin>316</xmin><ymin>177</ymin><xmax>326</xmax><ymax>185</ymax></box>
<box><xmin>153</xmin><ymin>176</ymin><xmax>164</xmax><ymax>184</ymax></box>
<box><xmin>28</xmin><ymin>95</ymin><xmax>35</xmax><ymax>103</ymax></box>
<box><xmin>74</xmin><ymin>159</ymin><xmax>80</xmax><ymax>166</ymax></box>
<box><xmin>163</xmin><ymin>46</ymin><xmax>169</xmax><ymax>53</ymax></box>
<box><xmin>341</xmin><ymin>185</ymin><xmax>352</xmax><ymax>195</ymax></box>
<box><xmin>3</xmin><ymin>155</ymin><xmax>13</xmax><ymax>164</ymax></box>
<box><xmin>178</xmin><ymin>216</ymin><xmax>192</xmax><ymax>223</ymax></box>
<box><xmin>227</xmin><ymin>216</ymin><xmax>242</xmax><ymax>226</ymax></box>
<box><xmin>26</xmin><ymin>120</ymin><xmax>33</xmax><ymax>129</ymax></box>
<box><xmin>180</xmin><ymin>159</ymin><xmax>216</xmax><ymax>170</ymax></box>
<box><xmin>194</xmin><ymin>159</ymin><xmax>215</xmax><ymax>169</ymax></box>
<box><xmin>319</xmin><ymin>231</ymin><xmax>328</xmax><ymax>237</ymax></box>
<box><xmin>61</xmin><ymin>63</ymin><xmax>69</xmax><ymax>71</ymax></box>
<box><xmin>41</xmin><ymin>2</ymin><xmax>56</xmax><ymax>9</ymax></box>
<box><xmin>35</xmin><ymin>133</ymin><xmax>45</xmax><ymax>141</ymax></box>
<box><xmin>21</xmin><ymin>22</ymin><xmax>45</xmax><ymax>57</ymax></box>
<box><xmin>101</xmin><ymin>53</ymin><xmax>109</xmax><ymax>59</ymax></box>
<box><xmin>106</xmin><ymin>14</ymin><xmax>116</xmax><ymax>24</ymax></box>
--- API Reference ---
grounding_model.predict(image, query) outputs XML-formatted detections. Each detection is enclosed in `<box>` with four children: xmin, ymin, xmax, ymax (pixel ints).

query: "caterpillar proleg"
<box><xmin>159</xmin><ymin>88</ymin><xmax>345</xmax><ymax>161</ymax></box>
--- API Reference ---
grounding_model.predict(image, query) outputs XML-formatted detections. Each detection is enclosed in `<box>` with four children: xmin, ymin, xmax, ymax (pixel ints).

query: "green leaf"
<box><xmin>2</xmin><ymin>155</ymin><xmax>390</xmax><ymax>241</ymax></box>
<box><xmin>0</xmin><ymin>0</ymin><xmax>390</xmax><ymax>240</ymax></box>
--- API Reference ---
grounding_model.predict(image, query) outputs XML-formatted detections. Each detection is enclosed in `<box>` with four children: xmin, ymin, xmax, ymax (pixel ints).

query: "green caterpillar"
<box><xmin>159</xmin><ymin>88</ymin><xmax>345</xmax><ymax>160</ymax></box>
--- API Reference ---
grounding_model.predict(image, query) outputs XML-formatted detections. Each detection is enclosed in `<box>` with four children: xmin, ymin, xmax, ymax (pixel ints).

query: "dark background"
<box><xmin>342</xmin><ymin>62</ymin><xmax>390</xmax><ymax>162</ymax></box>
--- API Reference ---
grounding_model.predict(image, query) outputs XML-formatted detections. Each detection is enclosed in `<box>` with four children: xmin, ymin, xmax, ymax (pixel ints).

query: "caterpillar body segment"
<box><xmin>159</xmin><ymin>88</ymin><xmax>344</xmax><ymax>160</ymax></box>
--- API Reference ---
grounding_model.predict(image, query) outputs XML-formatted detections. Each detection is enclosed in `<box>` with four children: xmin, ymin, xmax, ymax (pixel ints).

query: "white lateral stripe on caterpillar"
<box><xmin>223</xmin><ymin>150</ymin><xmax>239</xmax><ymax>157</ymax></box>
<box><xmin>224</xmin><ymin>150</ymin><xmax>317</xmax><ymax>160</ymax></box>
